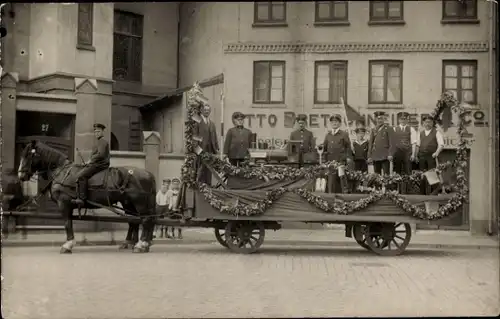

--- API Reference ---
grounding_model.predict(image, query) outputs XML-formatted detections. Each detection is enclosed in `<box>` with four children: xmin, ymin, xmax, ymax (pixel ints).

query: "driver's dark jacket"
<box><xmin>89</xmin><ymin>137</ymin><xmax>110</xmax><ymax>170</ymax></box>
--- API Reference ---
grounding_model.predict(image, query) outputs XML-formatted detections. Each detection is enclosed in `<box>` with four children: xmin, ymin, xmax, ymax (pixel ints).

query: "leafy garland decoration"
<box><xmin>182</xmin><ymin>83</ymin><xmax>469</xmax><ymax>219</ymax></box>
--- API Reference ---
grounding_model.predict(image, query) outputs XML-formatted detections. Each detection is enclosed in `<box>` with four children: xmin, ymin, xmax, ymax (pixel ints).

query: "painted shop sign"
<box><xmin>240</xmin><ymin>110</ymin><xmax>489</xmax><ymax>129</ymax></box>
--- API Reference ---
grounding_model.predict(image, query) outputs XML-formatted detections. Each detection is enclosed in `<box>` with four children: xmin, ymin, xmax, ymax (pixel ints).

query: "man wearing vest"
<box><xmin>416</xmin><ymin>115</ymin><xmax>445</xmax><ymax>195</ymax></box>
<box><xmin>288</xmin><ymin>114</ymin><xmax>315</xmax><ymax>165</ymax></box>
<box><xmin>391</xmin><ymin>112</ymin><xmax>418</xmax><ymax>193</ymax></box>
<box><xmin>368</xmin><ymin>111</ymin><xmax>393</xmax><ymax>175</ymax></box>
<box><xmin>323</xmin><ymin>114</ymin><xmax>352</xmax><ymax>193</ymax></box>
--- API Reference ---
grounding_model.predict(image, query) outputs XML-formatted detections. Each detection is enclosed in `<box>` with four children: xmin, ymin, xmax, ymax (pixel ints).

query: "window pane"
<box><xmin>444</xmin><ymin>1</ymin><xmax>459</xmax><ymax>16</ymax></box>
<box><xmin>465</xmin><ymin>1</ymin><xmax>475</xmax><ymax>17</ymax></box>
<box><xmin>113</xmin><ymin>34</ymin><xmax>130</xmax><ymax>80</ymax></box>
<box><xmin>255</xmin><ymin>62</ymin><xmax>270</xmax><ymax>79</ymax></box>
<box><xmin>445</xmin><ymin>77</ymin><xmax>458</xmax><ymax>89</ymax></box>
<box><xmin>461</xmin><ymin>65</ymin><xmax>474</xmax><ymax>77</ymax></box>
<box><xmin>255</xmin><ymin>88</ymin><xmax>268</xmax><ymax>102</ymax></box>
<box><xmin>256</xmin><ymin>3</ymin><xmax>269</xmax><ymax>21</ymax></box>
<box><xmin>371</xmin><ymin>77</ymin><xmax>384</xmax><ymax>89</ymax></box>
<box><xmin>316</xmin><ymin>89</ymin><xmax>330</xmax><ymax>102</ymax></box>
<box><xmin>387</xmin><ymin>65</ymin><xmax>400</xmax><ymax>77</ymax></box>
<box><xmin>271</xmin><ymin>64</ymin><xmax>283</xmax><ymax>77</ymax></box>
<box><xmin>445</xmin><ymin>64</ymin><xmax>458</xmax><ymax>77</ymax></box>
<box><xmin>388</xmin><ymin>1</ymin><xmax>401</xmax><ymax>18</ymax></box>
<box><xmin>370</xmin><ymin>89</ymin><xmax>385</xmax><ymax>102</ymax></box>
<box><xmin>372</xmin><ymin>1</ymin><xmax>387</xmax><ymax>17</ymax></box>
<box><xmin>270</xmin><ymin>89</ymin><xmax>283</xmax><ymax>102</ymax></box>
<box><xmin>78</xmin><ymin>3</ymin><xmax>93</xmax><ymax>45</ymax></box>
<box><xmin>317</xmin><ymin>75</ymin><xmax>330</xmax><ymax>90</ymax></box>
<box><xmin>461</xmin><ymin>78</ymin><xmax>474</xmax><ymax>90</ymax></box>
<box><xmin>371</xmin><ymin>64</ymin><xmax>384</xmax><ymax>77</ymax></box>
<box><xmin>114</xmin><ymin>12</ymin><xmax>131</xmax><ymax>33</ymax></box>
<box><xmin>317</xmin><ymin>2</ymin><xmax>332</xmax><ymax>20</ymax></box>
<box><xmin>462</xmin><ymin>90</ymin><xmax>474</xmax><ymax>103</ymax></box>
<box><xmin>317</xmin><ymin>64</ymin><xmax>330</xmax><ymax>78</ymax></box>
<box><xmin>333</xmin><ymin>2</ymin><xmax>347</xmax><ymax>19</ymax></box>
<box><xmin>332</xmin><ymin>67</ymin><xmax>346</xmax><ymax>101</ymax></box>
<box><xmin>131</xmin><ymin>16</ymin><xmax>143</xmax><ymax>36</ymax></box>
<box><xmin>271</xmin><ymin>3</ymin><xmax>285</xmax><ymax>20</ymax></box>
<box><xmin>129</xmin><ymin>37</ymin><xmax>142</xmax><ymax>81</ymax></box>
<box><xmin>271</xmin><ymin>78</ymin><xmax>282</xmax><ymax>90</ymax></box>
<box><xmin>387</xmin><ymin>85</ymin><xmax>400</xmax><ymax>102</ymax></box>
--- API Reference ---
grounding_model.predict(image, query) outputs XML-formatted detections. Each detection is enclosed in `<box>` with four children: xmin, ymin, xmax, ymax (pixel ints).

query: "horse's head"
<box><xmin>17</xmin><ymin>140</ymin><xmax>42</xmax><ymax>181</ymax></box>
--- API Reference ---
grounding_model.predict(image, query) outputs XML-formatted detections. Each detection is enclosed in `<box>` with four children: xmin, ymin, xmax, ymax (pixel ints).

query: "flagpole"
<box><xmin>220</xmin><ymin>89</ymin><xmax>224</xmax><ymax>158</ymax></box>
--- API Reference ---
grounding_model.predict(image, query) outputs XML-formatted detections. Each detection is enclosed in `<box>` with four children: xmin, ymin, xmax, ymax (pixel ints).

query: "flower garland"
<box><xmin>182</xmin><ymin>83</ymin><xmax>469</xmax><ymax>220</ymax></box>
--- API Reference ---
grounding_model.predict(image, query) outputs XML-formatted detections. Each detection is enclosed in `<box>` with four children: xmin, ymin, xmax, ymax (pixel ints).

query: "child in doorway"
<box><xmin>166</xmin><ymin>178</ymin><xmax>183</xmax><ymax>239</ymax></box>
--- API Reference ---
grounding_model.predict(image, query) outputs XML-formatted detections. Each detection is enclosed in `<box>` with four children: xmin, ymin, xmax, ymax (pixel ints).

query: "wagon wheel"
<box><xmin>214</xmin><ymin>227</ymin><xmax>229</xmax><ymax>248</ymax></box>
<box><xmin>365</xmin><ymin>222</ymin><xmax>412</xmax><ymax>256</ymax></box>
<box><xmin>224</xmin><ymin>220</ymin><xmax>265</xmax><ymax>254</ymax></box>
<box><xmin>352</xmin><ymin>224</ymin><xmax>371</xmax><ymax>251</ymax></box>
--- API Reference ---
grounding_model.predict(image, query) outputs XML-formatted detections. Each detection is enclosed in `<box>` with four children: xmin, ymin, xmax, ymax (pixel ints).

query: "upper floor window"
<box><xmin>369</xmin><ymin>60</ymin><xmax>403</xmax><ymax>104</ymax></box>
<box><xmin>369</xmin><ymin>1</ymin><xmax>403</xmax><ymax>22</ymax></box>
<box><xmin>113</xmin><ymin>10</ymin><xmax>143</xmax><ymax>82</ymax></box>
<box><xmin>442</xmin><ymin>0</ymin><xmax>478</xmax><ymax>22</ymax></box>
<box><xmin>314</xmin><ymin>61</ymin><xmax>348</xmax><ymax>104</ymax></box>
<box><xmin>315</xmin><ymin>1</ymin><xmax>348</xmax><ymax>22</ymax></box>
<box><xmin>442</xmin><ymin>60</ymin><xmax>477</xmax><ymax>104</ymax></box>
<box><xmin>254</xmin><ymin>2</ymin><xmax>287</xmax><ymax>25</ymax></box>
<box><xmin>253</xmin><ymin>61</ymin><xmax>285</xmax><ymax>104</ymax></box>
<box><xmin>77</xmin><ymin>3</ymin><xmax>94</xmax><ymax>47</ymax></box>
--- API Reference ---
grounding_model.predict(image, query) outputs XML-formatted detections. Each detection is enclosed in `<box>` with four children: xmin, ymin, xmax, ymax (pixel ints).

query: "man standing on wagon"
<box><xmin>416</xmin><ymin>115</ymin><xmax>445</xmax><ymax>195</ymax></box>
<box><xmin>223</xmin><ymin>112</ymin><xmax>253</xmax><ymax>167</ymax></box>
<box><xmin>195</xmin><ymin>103</ymin><xmax>219</xmax><ymax>185</ymax></box>
<box><xmin>368</xmin><ymin>111</ymin><xmax>393</xmax><ymax>175</ymax></box>
<box><xmin>323</xmin><ymin>114</ymin><xmax>352</xmax><ymax>193</ymax></box>
<box><xmin>390</xmin><ymin>112</ymin><xmax>418</xmax><ymax>192</ymax></box>
<box><xmin>288</xmin><ymin>114</ymin><xmax>315</xmax><ymax>165</ymax></box>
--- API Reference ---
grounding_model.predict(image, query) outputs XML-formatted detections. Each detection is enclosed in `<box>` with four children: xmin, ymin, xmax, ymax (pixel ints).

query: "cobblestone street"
<box><xmin>3</xmin><ymin>243</ymin><xmax>499</xmax><ymax>318</ymax></box>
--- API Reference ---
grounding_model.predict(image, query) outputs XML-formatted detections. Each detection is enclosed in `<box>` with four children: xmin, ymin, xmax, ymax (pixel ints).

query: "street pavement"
<box><xmin>2</xmin><ymin>241</ymin><xmax>499</xmax><ymax>318</ymax></box>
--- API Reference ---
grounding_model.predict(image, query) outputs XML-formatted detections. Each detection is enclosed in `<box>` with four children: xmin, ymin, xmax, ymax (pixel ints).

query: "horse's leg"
<box><xmin>177</xmin><ymin>227</ymin><xmax>182</xmax><ymax>239</ymax></box>
<box><xmin>133</xmin><ymin>215</ymin><xmax>155</xmax><ymax>253</ymax></box>
<box><xmin>59</xmin><ymin>201</ymin><xmax>76</xmax><ymax>254</ymax></box>
<box><xmin>119</xmin><ymin>222</ymin><xmax>137</xmax><ymax>250</ymax></box>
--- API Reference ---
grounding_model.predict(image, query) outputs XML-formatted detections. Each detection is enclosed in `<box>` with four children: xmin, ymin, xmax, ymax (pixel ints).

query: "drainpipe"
<box><xmin>176</xmin><ymin>2</ymin><xmax>182</xmax><ymax>89</ymax></box>
<box><xmin>487</xmin><ymin>1</ymin><xmax>496</xmax><ymax>235</ymax></box>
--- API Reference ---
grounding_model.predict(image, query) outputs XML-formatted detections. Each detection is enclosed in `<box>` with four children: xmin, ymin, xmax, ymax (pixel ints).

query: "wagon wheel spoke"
<box><xmin>224</xmin><ymin>221</ymin><xmax>265</xmax><ymax>254</ymax></box>
<box><xmin>391</xmin><ymin>238</ymin><xmax>402</xmax><ymax>250</ymax></box>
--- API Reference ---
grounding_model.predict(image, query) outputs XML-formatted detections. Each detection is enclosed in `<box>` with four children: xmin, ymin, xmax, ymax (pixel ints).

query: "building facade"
<box><xmin>1</xmin><ymin>1</ymin><xmax>497</xmax><ymax>234</ymax></box>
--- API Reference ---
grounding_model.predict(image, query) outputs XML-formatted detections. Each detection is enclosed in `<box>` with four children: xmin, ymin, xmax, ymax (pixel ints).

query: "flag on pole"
<box><xmin>339</xmin><ymin>97</ymin><xmax>364</xmax><ymax>129</ymax></box>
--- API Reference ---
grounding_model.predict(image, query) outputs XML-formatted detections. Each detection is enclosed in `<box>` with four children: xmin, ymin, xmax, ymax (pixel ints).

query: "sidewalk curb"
<box><xmin>3</xmin><ymin>238</ymin><xmax>498</xmax><ymax>250</ymax></box>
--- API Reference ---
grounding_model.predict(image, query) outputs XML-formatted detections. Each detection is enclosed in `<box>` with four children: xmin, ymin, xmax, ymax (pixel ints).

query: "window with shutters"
<box><xmin>253</xmin><ymin>2</ymin><xmax>287</xmax><ymax>25</ymax></box>
<box><xmin>442</xmin><ymin>0</ymin><xmax>478</xmax><ymax>23</ymax></box>
<box><xmin>442</xmin><ymin>60</ymin><xmax>477</xmax><ymax>105</ymax></box>
<box><xmin>253</xmin><ymin>61</ymin><xmax>286</xmax><ymax>104</ymax></box>
<box><xmin>369</xmin><ymin>1</ymin><xmax>404</xmax><ymax>23</ymax></box>
<box><xmin>77</xmin><ymin>3</ymin><xmax>94</xmax><ymax>48</ymax></box>
<box><xmin>113</xmin><ymin>10</ymin><xmax>143</xmax><ymax>82</ymax></box>
<box><xmin>315</xmin><ymin>1</ymin><xmax>349</xmax><ymax>23</ymax></box>
<box><xmin>369</xmin><ymin>60</ymin><xmax>403</xmax><ymax>104</ymax></box>
<box><xmin>314</xmin><ymin>61</ymin><xmax>348</xmax><ymax>104</ymax></box>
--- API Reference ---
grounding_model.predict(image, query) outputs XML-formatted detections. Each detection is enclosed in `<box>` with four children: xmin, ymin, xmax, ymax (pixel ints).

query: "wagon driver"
<box><xmin>72</xmin><ymin>123</ymin><xmax>110</xmax><ymax>206</ymax></box>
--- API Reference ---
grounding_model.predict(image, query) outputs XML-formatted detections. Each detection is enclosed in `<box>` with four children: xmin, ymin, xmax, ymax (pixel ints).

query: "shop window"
<box><xmin>113</xmin><ymin>10</ymin><xmax>143</xmax><ymax>82</ymax></box>
<box><xmin>442</xmin><ymin>0</ymin><xmax>477</xmax><ymax>22</ymax></box>
<box><xmin>369</xmin><ymin>1</ymin><xmax>403</xmax><ymax>22</ymax></box>
<box><xmin>368</xmin><ymin>60</ymin><xmax>403</xmax><ymax>104</ymax></box>
<box><xmin>442</xmin><ymin>60</ymin><xmax>477</xmax><ymax>105</ymax></box>
<box><xmin>77</xmin><ymin>3</ymin><xmax>94</xmax><ymax>47</ymax></box>
<box><xmin>254</xmin><ymin>2</ymin><xmax>287</xmax><ymax>25</ymax></box>
<box><xmin>314</xmin><ymin>61</ymin><xmax>348</xmax><ymax>104</ymax></box>
<box><xmin>315</xmin><ymin>1</ymin><xmax>348</xmax><ymax>23</ymax></box>
<box><xmin>253</xmin><ymin>61</ymin><xmax>286</xmax><ymax>104</ymax></box>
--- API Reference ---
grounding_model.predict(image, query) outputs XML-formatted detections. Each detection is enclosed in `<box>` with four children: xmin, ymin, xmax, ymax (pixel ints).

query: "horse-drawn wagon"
<box><xmin>4</xmin><ymin>85</ymin><xmax>469</xmax><ymax>256</ymax></box>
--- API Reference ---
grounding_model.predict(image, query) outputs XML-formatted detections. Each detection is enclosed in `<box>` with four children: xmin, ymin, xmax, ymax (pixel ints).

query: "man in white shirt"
<box><xmin>390</xmin><ymin>112</ymin><xmax>418</xmax><ymax>193</ymax></box>
<box><xmin>416</xmin><ymin>115</ymin><xmax>445</xmax><ymax>195</ymax></box>
<box><xmin>166</xmin><ymin>178</ymin><xmax>182</xmax><ymax>239</ymax></box>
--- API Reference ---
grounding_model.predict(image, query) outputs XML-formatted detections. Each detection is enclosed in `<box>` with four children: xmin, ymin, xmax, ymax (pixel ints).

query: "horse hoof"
<box><xmin>133</xmin><ymin>247</ymin><xmax>147</xmax><ymax>253</ymax></box>
<box><xmin>118</xmin><ymin>243</ymin><xmax>132</xmax><ymax>250</ymax></box>
<box><xmin>60</xmin><ymin>247</ymin><xmax>72</xmax><ymax>254</ymax></box>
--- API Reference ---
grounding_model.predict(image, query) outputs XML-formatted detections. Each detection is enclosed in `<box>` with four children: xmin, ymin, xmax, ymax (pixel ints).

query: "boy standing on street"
<box><xmin>167</xmin><ymin>178</ymin><xmax>183</xmax><ymax>239</ymax></box>
<box><xmin>155</xmin><ymin>180</ymin><xmax>170</xmax><ymax>238</ymax></box>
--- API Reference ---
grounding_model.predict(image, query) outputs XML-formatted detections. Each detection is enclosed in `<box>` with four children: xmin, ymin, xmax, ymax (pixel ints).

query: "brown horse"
<box><xmin>17</xmin><ymin>140</ymin><xmax>157</xmax><ymax>254</ymax></box>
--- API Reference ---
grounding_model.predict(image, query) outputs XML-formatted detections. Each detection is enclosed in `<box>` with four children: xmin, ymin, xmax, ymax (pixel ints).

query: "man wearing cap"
<box><xmin>323</xmin><ymin>114</ymin><xmax>352</xmax><ymax>193</ymax></box>
<box><xmin>72</xmin><ymin>123</ymin><xmax>110</xmax><ymax>206</ymax></box>
<box><xmin>288</xmin><ymin>114</ymin><xmax>315</xmax><ymax>164</ymax></box>
<box><xmin>416</xmin><ymin>115</ymin><xmax>445</xmax><ymax>195</ymax></box>
<box><xmin>391</xmin><ymin>112</ymin><xmax>418</xmax><ymax>178</ymax></box>
<box><xmin>368</xmin><ymin>111</ymin><xmax>393</xmax><ymax>175</ymax></box>
<box><xmin>194</xmin><ymin>103</ymin><xmax>219</xmax><ymax>185</ymax></box>
<box><xmin>223</xmin><ymin>112</ymin><xmax>253</xmax><ymax>166</ymax></box>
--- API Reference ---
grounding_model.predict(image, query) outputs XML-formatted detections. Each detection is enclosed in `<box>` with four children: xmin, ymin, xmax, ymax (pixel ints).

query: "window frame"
<box><xmin>369</xmin><ymin>0</ymin><xmax>404</xmax><ymax>22</ymax></box>
<box><xmin>314</xmin><ymin>61</ymin><xmax>348</xmax><ymax>104</ymax></box>
<box><xmin>368</xmin><ymin>60</ymin><xmax>403</xmax><ymax>105</ymax></box>
<box><xmin>442</xmin><ymin>0</ymin><xmax>478</xmax><ymax>22</ymax></box>
<box><xmin>113</xmin><ymin>10</ymin><xmax>144</xmax><ymax>83</ymax></box>
<box><xmin>314</xmin><ymin>1</ymin><xmax>349</xmax><ymax>23</ymax></box>
<box><xmin>253</xmin><ymin>1</ymin><xmax>287</xmax><ymax>25</ymax></box>
<box><xmin>442</xmin><ymin>60</ymin><xmax>478</xmax><ymax>105</ymax></box>
<box><xmin>252</xmin><ymin>61</ymin><xmax>286</xmax><ymax>105</ymax></box>
<box><xmin>77</xmin><ymin>3</ymin><xmax>94</xmax><ymax>48</ymax></box>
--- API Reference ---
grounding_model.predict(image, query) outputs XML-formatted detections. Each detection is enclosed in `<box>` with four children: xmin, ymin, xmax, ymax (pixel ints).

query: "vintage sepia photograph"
<box><xmin>1</xmin><ymin>1</ymin><xmax>499</xmax><ymax>318</ymax></box>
